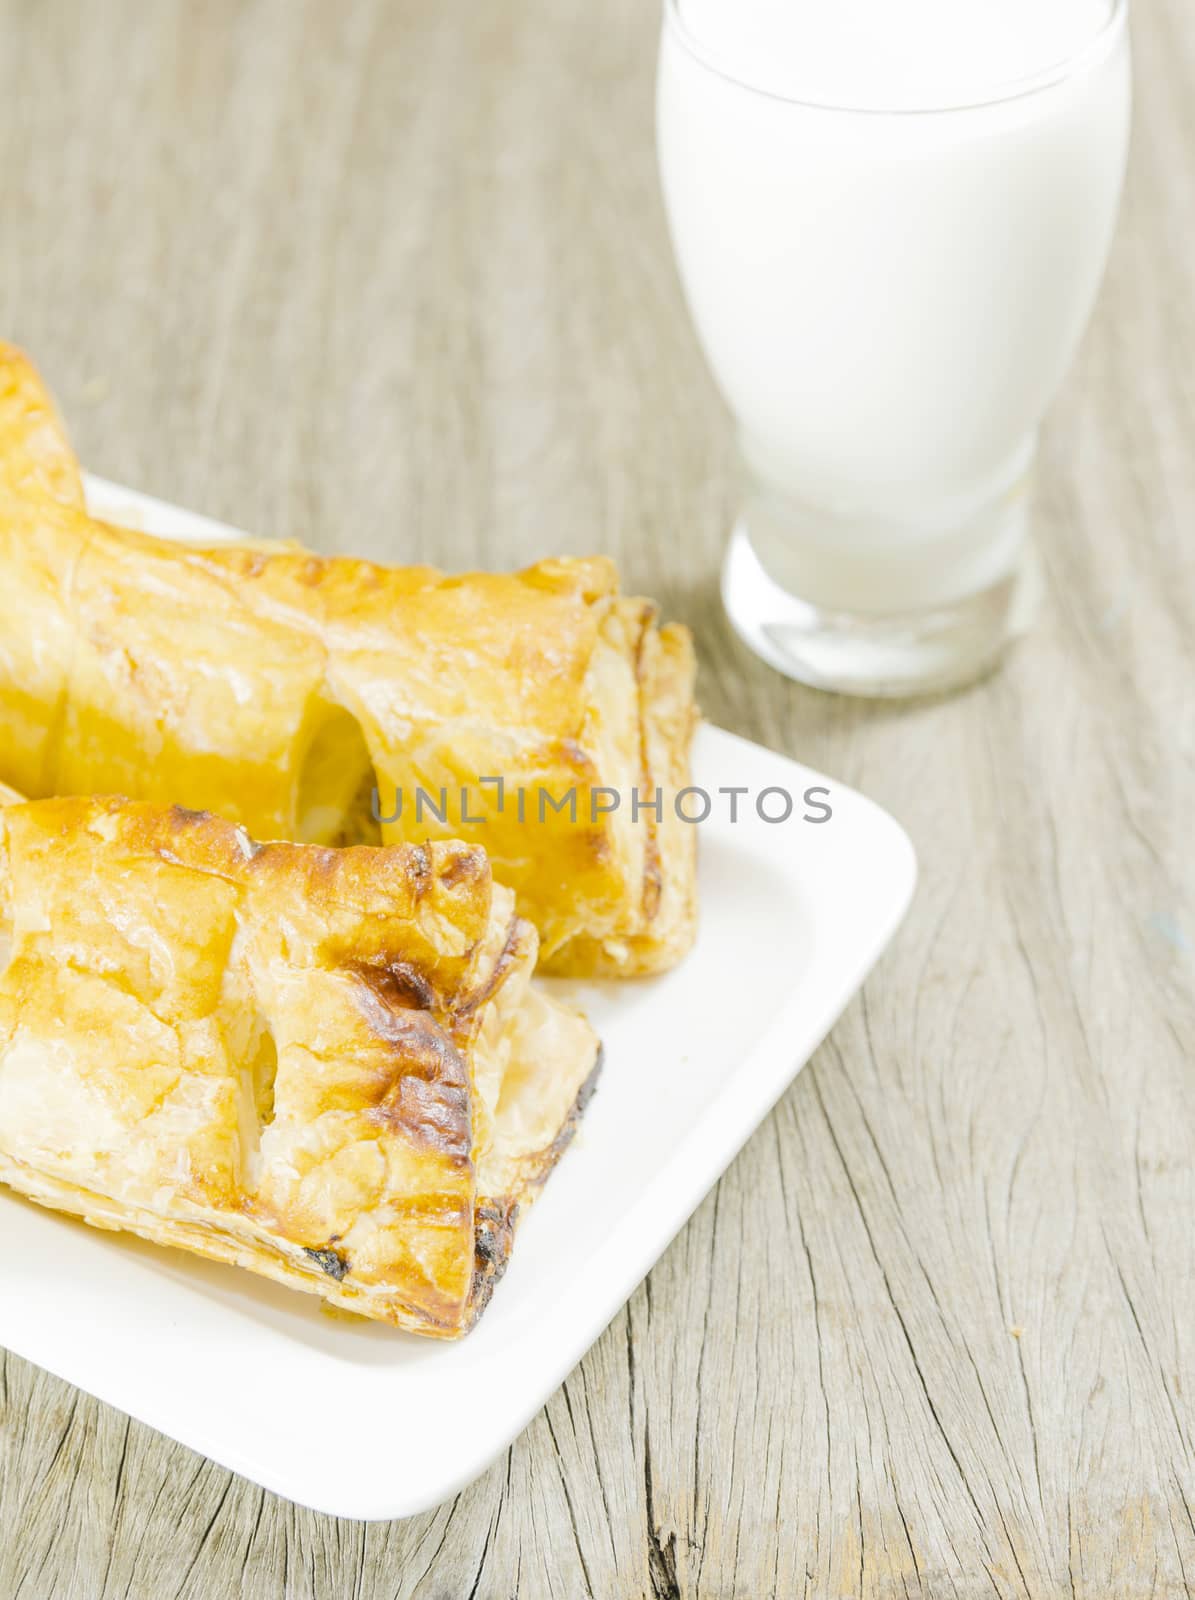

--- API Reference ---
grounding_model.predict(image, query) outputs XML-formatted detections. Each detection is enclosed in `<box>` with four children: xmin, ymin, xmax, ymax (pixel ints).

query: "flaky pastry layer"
<box><xmin>0</xmin><ymin>795</ymin><xmax>599</xmax><ymax>1336</ymax></box>
<box><xmin>0</xmin><ymin>345</ymin><xmax>698</xmax><ymax>975</ymax></box>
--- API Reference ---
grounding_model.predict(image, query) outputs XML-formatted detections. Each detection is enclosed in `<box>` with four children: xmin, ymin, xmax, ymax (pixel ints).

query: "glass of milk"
<box><xmin>657</xmin><ymin>0</ymin><xmax>1131</xmax><ymax>695</ymax></box>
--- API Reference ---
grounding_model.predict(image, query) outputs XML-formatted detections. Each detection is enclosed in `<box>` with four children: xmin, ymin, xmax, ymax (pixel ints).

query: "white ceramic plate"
<box><xmin>0</xmin><ymin>478</ymin><xmax>917</xmax><ymax>1520</ymax></box>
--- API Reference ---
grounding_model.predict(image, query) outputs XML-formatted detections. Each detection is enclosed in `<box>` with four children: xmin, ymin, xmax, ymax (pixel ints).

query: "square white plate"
<box><xmin>0</xmin><ymin>478</ymin><xmax>917</xmax><ymax>1520</ymax></box>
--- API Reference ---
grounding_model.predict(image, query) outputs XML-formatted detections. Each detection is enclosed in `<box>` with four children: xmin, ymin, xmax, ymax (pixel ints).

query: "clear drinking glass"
<box><xmin>657</xmin><ymin>0</ymin><xmax>1132</xmax><ymax>695</ymax></box>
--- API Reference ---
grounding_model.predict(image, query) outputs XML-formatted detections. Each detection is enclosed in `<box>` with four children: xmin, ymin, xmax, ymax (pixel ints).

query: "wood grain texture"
<box><xmin>0</xmin><ymin>0</ymin><xmax>1192</xmax><ymax>1595</ymax></box>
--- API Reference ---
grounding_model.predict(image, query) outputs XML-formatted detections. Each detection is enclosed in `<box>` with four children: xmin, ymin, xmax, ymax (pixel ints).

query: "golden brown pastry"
<box><xmin>0</xmin><ymin>792</ymin><xmax>600</xmax><ymax>1336</ymax></box>
<box><xmin>0</xmin><ymin>345</ymin><xmax>697</xmax><ymax>976</ymax></box>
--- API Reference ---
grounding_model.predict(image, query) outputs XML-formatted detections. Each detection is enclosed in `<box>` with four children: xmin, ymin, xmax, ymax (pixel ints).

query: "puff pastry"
<box><xmin>0</xmin><ymin>345</ymin><xmax>697</xmax><ymax>975</ymax></box>
<box><xmin>0</xmin><ymin>792</ymin><xmax>600</xmax><ymax>1336</ymax></box>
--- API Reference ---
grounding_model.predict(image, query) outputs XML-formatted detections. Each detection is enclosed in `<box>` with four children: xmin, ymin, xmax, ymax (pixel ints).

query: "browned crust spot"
<box><xmin>168</xmin><ymin>804</ymin><xmax>213</xmax><ymax>827</ymax></box>
<box><xmin>457</xmin><ymin>912</ymin><xmax>525</xmax><ymax>1019</ymax></box>
<box><xmin>346</xmin><ymin>956</ymin><xmax>438</xmax><ymax>1013</ymax></box>
<box><xmin>304</xmin><ymin>1244</ymin><xmax>349</xmax><ymax>1281</ymax></box>
<box><xmin>349</xmin><ymin>985</ymin><xmax>473</xmax><ymax>1158</ymax></box>
<box><xmin>439</xmin><ymin>848</ymin><xmax>484</xmax><ymax>890</ymax></box>
<box><xmin>467</xmin><ymin>1200</ymin><xmax>519</xmax><ymax>1325</ymax></box>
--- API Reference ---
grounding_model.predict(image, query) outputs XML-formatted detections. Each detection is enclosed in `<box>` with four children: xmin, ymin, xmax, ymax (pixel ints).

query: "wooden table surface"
<box><xmin>1</xmin><ymin>2</ymin><xmax>1192</xmax><ymax>1595</ymax></box>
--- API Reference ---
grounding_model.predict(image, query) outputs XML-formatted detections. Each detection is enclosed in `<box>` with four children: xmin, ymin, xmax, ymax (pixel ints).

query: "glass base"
<box><xmin>721</xmin><ymin>517</ymin><xmax>1041</xmax><ymax>698</ymax></box>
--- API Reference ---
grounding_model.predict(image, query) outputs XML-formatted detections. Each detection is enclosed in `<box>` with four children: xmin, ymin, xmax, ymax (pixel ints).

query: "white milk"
<box><xmin>671</xmin><ymin>0</ymin><xmax>1124</xmax><ymax>112</ymax></box>
<box><xmin>657</xmin><ymin>0</ymin><xmax>1131</xmax><ymax>615</ymax></box>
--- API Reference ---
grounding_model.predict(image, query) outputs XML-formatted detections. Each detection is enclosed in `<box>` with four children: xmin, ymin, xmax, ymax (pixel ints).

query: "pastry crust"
<box><xmin>0</xmin><ymin>793</ymin><xmax>600</xmax><ymax>1336</ymax></box>
<box><xmin>0</xmin><ymin>345</ymin><xmax>698</xmax><ymax>975</ymax></box>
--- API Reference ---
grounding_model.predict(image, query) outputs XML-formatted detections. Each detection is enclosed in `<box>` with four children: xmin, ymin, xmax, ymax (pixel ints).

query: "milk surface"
<box><xmin>677</xmin><ymin>0</ymin><xmax>1119</xmax><ymax>109</ymax></box>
